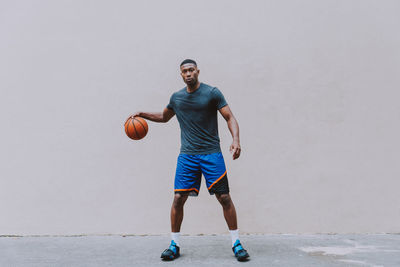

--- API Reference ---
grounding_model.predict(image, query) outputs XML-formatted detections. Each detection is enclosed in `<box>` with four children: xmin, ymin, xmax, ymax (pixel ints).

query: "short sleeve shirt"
<box><xmin>167</xmin><ymin>83</ymin><xmax>228</xmax><ymax>154</ymax></box>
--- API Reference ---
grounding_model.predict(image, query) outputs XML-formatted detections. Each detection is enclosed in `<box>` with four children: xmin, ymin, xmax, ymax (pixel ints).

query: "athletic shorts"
<box><xmin>174</xmin><ymin>152</ymin><xmax>230</xmax><ymax>196</ymax></box>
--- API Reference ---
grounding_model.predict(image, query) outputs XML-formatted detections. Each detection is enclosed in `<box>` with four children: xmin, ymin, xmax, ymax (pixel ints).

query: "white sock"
<box><xmin>171</xmin><ymin>232</ymin><xmax>180</xmax><ymax>247</ymax></box>
<box><xmin>229</xmin><ymin>229</ymin><xmax>239</xmax><ymax>246</ymax></box>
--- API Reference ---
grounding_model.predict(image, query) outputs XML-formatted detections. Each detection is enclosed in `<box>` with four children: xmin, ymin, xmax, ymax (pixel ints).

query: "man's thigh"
<box><xmin>199</xmin><ymin>152</ymin><xmax>230</xmax><ymax>195</ymax></box>
<box><xmin>174</xmin><ymin>154</ymin><xmax>202</xmax><ymax>196</ymax></box>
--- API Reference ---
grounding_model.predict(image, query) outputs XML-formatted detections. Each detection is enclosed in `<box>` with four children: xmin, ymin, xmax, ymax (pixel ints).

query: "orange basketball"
<box><xmin>124</xmin><ymin>117</ymin><xmax>148</xmax><ymax>140</ymax></box>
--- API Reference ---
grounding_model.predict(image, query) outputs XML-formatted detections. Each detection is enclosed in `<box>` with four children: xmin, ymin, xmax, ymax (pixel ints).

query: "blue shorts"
<box><xmin>174</xmin><ymin>152</ymin><xmax>230</xmax><ymax>196</ymax></box>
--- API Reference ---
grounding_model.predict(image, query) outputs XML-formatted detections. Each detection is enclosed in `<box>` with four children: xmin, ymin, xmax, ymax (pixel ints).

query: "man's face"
<box><xmin>180</xmin><ymin>64</ymin><xmax>200</xmax><ymax>86</ymax></box>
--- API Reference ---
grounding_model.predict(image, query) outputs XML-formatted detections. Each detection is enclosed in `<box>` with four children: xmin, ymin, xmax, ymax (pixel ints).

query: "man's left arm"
<box><xmin>219</xmin><ymin>105</ymin><xmax>241</xmax><ymax>160</ymax></box>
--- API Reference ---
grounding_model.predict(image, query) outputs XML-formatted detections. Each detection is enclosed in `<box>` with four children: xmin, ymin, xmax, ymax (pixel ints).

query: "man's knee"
<box><xmin>216</xmin><ymin>193</ymin><xmax>232</xmax><ymax>208</ymax></box>
<box><xmin>173</xmin><ymin>193</ymin><xmax>188</xmax><ymax>208</ymax></box>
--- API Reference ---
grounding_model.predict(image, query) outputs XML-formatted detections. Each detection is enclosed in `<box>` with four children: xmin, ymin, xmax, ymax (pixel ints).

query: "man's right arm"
<box><xmin>126</xmin><ymin>108</ymin><xmax>175</xmax><ymax>123</ymax></box>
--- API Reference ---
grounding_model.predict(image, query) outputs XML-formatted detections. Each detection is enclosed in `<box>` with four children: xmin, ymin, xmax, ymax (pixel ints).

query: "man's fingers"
<box><xmin>125</xmin><ymin>114</ymin><xmax>138</xmax><ymax>125</ymax></box>
<box><xmin>125</xmin><ymin>113</ymin><xmax>141</xmax><ymax>124</ymax></box>
<box><xmin>230</xmin><ymin>143</ymin><xmax>241</xmax><ymax>159</ymax></box>
<box><xmin>125</xmin><ymin>115</ymin><xmax>133</xmax><ymax>124</ymax></box>
<box><xmin>236</xmin><ymin>148</ymin><xmax>241</xmax><ymax>155</ymax></box>
<box><xmin>233</xmin><ymin>147</ymin><xmax>241</xmax><ymax>160</ymax></box>
<box><xmin>231</xmin><ymin>147</ymin><xmax>238</xmax><ymax>158</ymax></box>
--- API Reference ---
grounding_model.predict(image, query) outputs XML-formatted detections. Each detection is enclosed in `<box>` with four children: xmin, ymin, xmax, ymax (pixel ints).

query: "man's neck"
<box><xmin>186</xmin><ymin>81</ymin><xmax>201</xmax><ymax>93</ymax></box>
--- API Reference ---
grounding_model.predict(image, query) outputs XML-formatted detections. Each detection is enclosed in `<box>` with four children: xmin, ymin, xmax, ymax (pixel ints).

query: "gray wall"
<box><xmin>1</xmin><ymin>0</ymin><xmax>399</xmax><ymax>235</ymax></box>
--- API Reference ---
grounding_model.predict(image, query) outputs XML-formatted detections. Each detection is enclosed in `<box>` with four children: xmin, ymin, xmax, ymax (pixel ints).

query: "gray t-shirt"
<box><xmin>167</xmin><ymin>83</ymin><xmax>228</xmax><ymax>155</ymax></box>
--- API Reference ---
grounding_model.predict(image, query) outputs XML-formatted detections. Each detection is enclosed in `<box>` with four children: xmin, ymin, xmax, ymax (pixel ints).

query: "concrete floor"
<box><xmin>1</xmin><ymin>234</ymin><xmax>399</xmax><ymax>267</ymax></box>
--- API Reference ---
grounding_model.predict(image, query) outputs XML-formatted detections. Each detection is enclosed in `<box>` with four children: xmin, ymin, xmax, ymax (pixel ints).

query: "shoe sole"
<box><xmin>161</xmin><ymin>254</ymin><xmax>180</xmax><ymax>261</ymax></box>
<box><xmin>237</xmin><ymin>254</ymin><xmax>249</xmax><ymax>261</ymax></box>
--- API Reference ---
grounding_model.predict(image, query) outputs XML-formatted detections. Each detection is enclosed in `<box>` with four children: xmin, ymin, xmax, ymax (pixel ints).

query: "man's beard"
<box><xmin>186</xmin><ymin>79</ymin><xmax>196</xmax><ymax>86</ymax></box>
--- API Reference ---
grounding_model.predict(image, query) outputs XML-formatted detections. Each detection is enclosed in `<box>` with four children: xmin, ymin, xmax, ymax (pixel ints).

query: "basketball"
<box><xmin>125</xmin><ymin>117</ymin><xmax>148</xmax><ymax>140</ymax></box>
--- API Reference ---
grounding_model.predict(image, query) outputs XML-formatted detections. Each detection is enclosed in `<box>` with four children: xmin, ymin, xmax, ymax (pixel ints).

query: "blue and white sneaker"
<box><xmin>161</xmin><ymin>240</ymin><xmax>180</xmax><ymax>261</ymax></box>
<box><xmin>232</xmin><ymin>240</ymin><xmax>249</xmax><ymax>261</ymax></box>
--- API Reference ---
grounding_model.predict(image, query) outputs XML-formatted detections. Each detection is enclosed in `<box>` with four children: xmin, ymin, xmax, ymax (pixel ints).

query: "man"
<box><xmin>127</xmin><ymin>59</ymin><xmax>249</xmax><ymax>261</ymax></box>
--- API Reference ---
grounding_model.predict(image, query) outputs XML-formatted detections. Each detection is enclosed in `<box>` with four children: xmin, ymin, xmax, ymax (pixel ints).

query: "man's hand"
<box><xmin>230</xmin><ymin>141</ymin><xmax>241</xmax><ymax>160</ymax></box>
<box><xmin>125</xmin><ymin>109</ymin><xmax>175</xmax><ymax>123</ymax></box>
<box><xmin>125</xmin><ymin>112</ymin><xmax>141</xmax><ymax>124</ymax></box>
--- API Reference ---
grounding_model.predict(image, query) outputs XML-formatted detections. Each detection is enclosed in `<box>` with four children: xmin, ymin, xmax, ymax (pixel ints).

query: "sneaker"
<box><xmin>161</xmin><ymin>240</ymin><xmax>180</xmax><ymax>261</ymax></box>
<box><xmin>232</xmin><ymin>240</ymin><xmax>249</xmax><ymax>261</ymax></box>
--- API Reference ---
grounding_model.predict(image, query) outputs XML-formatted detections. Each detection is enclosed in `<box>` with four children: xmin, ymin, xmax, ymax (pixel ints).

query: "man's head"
<box><xmin>180</xmin><ymin>59</ymin><xmax>200</xmax><ymax>86</ymax></box>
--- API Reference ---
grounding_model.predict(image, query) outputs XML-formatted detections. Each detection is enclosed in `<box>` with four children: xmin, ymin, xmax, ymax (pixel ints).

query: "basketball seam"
<box><xmin>134</xmin><ymin>118</ymin><xmax>148</xmax><ymax>135</ymax></box>
<box><xmin>131</xmin><ymin>119</ymin><xmax>139</xmax><ymax>139</ymax></box>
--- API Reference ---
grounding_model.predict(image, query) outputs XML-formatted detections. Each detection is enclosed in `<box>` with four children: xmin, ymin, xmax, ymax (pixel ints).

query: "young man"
<box><xmin>127</xmin><ymin>59</ymin><xmax>249</xmax><ymax>261</ymax></box>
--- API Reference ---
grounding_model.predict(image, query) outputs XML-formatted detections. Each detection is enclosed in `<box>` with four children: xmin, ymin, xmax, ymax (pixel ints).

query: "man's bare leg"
<box><xmin>161</xmin><ymin>193</ymin><xmax>189</xmax><ymax>260</ymax></box>
<box><xmin>171</xmin><ymin>192</ymin><xmax>189</xmax><ymax>232</ymax></box>
<box><xmin>216</xmin><ymin>193</ymin><xmax>249</xmax><ymax>261</ymax></box>
<box><xmin>215</xmin><ymin>193</ymin><xmax>237</xmax><ymax>230</ymax></box>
